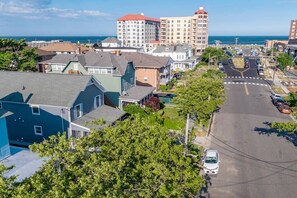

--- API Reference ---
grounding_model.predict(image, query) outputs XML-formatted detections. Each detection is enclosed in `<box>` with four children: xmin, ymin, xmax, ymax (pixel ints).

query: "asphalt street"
<box><xmin>206</xmin><ymin>58</ymin><xmax>297</xmax><ymax>198</ymax></box>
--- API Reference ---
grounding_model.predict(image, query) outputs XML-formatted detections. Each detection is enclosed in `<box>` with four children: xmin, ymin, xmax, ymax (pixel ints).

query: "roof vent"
<box><xmin>22</xmin><ymin>86</ymin><xmax>26</xmax><ymax>90</ymax></box>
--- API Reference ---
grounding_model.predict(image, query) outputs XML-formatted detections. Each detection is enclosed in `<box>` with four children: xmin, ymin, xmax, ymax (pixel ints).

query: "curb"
<box><xmin>207</xmin><ymin>113</ymin><xmax>216</xmax><ymax>136</ymax></box>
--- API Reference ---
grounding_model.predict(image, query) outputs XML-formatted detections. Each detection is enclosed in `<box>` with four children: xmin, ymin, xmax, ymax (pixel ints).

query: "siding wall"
<box><xmin>0</xmin><ymin>118</ymin><xmax>10</xmax><ymax>161</ymax></box>
<box><xmin>71</xmin><ymin>84</ymin><xmax>104</xmax><ymax>121</ymax></box>
<box><xmin>3</xmin><ymin>102</ymin><xmax>70</xmax><ymax>146</ymax></box>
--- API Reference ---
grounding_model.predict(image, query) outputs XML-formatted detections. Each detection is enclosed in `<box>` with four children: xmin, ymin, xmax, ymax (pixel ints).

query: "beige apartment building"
<box><xmin>117</xmin><ymin>14</ymin><xmax>160</xmax><ymax>48</ymax></box>
<box><xmin>289</xmin><ymin>20</ymin><xmax>297</xmax><ymax>39</ymax></box>
<box><xmin>160</xmin><ymin>6</ymin><xmax>208</xmax><ymax>54</ymax></box>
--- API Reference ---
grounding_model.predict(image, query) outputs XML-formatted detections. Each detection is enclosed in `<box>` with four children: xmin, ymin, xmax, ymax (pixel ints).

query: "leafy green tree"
<box><xmin>0</xmin><ymin>38</ymin><xmax>38</xmax><ymax>71</ymax></box>
<box><xmin>201</xmin><ymin>47</ymin><xmax>228</xmax><ymax>64</ymax></box>
<box><xmin>277</xmin><ymin>53</ymin><xmax>294</xmax><ymax>70</ymax></box>
<box><xmin>202</xmin><ymin>69</ymin><xmax>226</xmax><ymax>79</ymax></box>
<box><xmin>288</xmin><ymin>93</ymin><xmax>297</xmax><ymax>107</ymax></box>
<box><xmin>271</xmin><ymin>122</ymin><xmax>297</xmax><ymax>134</ymax></box>
<box><xmin>0</xmin><ymin>164</ymin><xmax>16</xmax><ymax>198</ymax></box>
<box><xmin>173</xmin><ymin>76</ymin><xmax>225</xmax><ymax>124</ymax></box>
<box><xmin>11</xmin><ymin>116</ymin><xmax>204</xmax><ymax>197</ymax></box>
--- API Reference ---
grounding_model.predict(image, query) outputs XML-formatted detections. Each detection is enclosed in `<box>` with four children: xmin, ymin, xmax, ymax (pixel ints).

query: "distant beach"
<box><xmin>0</xmin><ymin>35</ymin><xmax>288</xmax><ymax>45</ymax></box>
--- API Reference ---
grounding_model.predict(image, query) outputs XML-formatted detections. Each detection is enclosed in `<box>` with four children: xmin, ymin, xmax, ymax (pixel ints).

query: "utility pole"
<box><xmin>185</xmin><ymin>113</ymin><xmax>190</xmax><ymax>146</ymax></box>
<box><xmin>235</xmin><ymin>38</ymin><xmax>239</xmax><ymax>47</ymax></box>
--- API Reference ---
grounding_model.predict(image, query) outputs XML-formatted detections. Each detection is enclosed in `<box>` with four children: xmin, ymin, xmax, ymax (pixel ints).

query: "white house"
<box><xmin>150</xmin><ymin>44</ymin><xmax>199</xmax><ymax>71</ymax></box>
<box><xmin>101</xmin><ymin>37</ymin><xmax>122</xmax><ymax>48</ymax></box>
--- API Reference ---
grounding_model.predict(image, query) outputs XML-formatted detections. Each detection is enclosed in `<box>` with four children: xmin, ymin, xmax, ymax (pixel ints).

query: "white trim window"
<box><xmin>34</xmin><ymin>125</ymin><xmax>43</xmax><ymax>136</ymax></box>
<box><xmin>52</xmin><ymin>65</ymin><xmax>65</xmax><ymax>71</ymax></box>
<box><xmin>74</xmin><ymin>104</ymin><xmax>83</xmax><ymax>119</ymax></box>
<box><xmin>31</xmin><ymin>105</ymin><xmax>40</xmax><ymax>115</ymax></box>
<box><xmin>0</xmin><ymin>101</ymin><xmax>2</xmax><ymax>109</ymax></box>
<box><xmin>94</xmin><ymin>95</ymin><xmax>102</xmax><ymax>108</ymax></box>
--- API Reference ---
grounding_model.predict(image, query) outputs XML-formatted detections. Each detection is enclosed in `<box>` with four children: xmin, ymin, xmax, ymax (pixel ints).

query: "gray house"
<box><xmin>0</xmin><ymin>71</ymin><xmax>125</xmax><ymax>146</ymax></box>
<box><xmin>44</xmin><ymin>52</ymin><xmax>155</xmax><ymax>109</ymax></box>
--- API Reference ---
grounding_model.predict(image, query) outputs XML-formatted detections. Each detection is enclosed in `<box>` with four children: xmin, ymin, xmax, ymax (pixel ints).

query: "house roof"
<box><xmin>0</xmin><ymin>71</ymin><xmax>94</xmax><ymax>107</ymax></box>
<box><xmin>43</xmin><ymin>54</ymin><xmax>79</xmax><ymax>64</ymax></box>
<box><xmin>101</xmin><ymin>37</ymin><xmax>120</xmax><ymax>43</ymax></box>
<box><xmin>34</xmin><ymin>48</ymin><xmax>56</xmax><ymax>56</ymax></box>
<box><xmin>82</xmin><ymin>52</ymin><xmax>130</xmax><ymax>76</ymax></box>
<box><xmin>152</xmin><ymin>44</ymin><xmax>192</xmax><ymax>54</ymax></box>
<box><xmin>119</xmin><ymin>86</ymin><xmax>155</xmax><ymax>101</ymax></box>
<box><xmin>0</xmin><ymin>109</ymin><xmax>12</xmax><ymax>119</ymax></box>
<box><xmin>39</xmin><ymin>42</ymin><xmax>91</xmax><ymax>53</ymax></box>
<box><xmin>1</xmin><ymin>150</ymin><xmax>47</xmax><ymax>182</ymax></box>
<box><xmin>121</xmin><ymin>52</ymin><xmax>171</xmax><ymax>68</ymax></box>
<box><xmin>118</xmin><ymin>14</ymin><xmax>160</xmax><ymax>23</ymax></box>
<box><xmin>73</xmin><ymin>105</ymin><xmax>126</xmax><ymax>130</ymax></box>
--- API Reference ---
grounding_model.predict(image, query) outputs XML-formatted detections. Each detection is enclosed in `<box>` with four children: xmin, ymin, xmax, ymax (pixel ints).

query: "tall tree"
<box><xmin>277</xmin><ymin>53</ymin><xmax>294</xmax><ymax>70</ymax></box>
<box><xmin>9</xmin><ymin>116</ymin><xmax>204</xmax><ymax>197</ymax></box>
<box><xmin>201</xmin><ymin>47</ymin><xmax>228</xmax><ymax>63</ymax></box>
<box><xmin>173</xmin><ymin>76</ymin><xmax>225</xmax><ymax>124</ymax></box>
<box><xmin>271</xmin><ymin>122</ymin><xmax>297</xmax><ymax>134</ymax></box>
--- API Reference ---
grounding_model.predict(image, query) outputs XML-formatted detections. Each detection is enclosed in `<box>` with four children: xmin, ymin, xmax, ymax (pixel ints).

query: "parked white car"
<box><xmin>203</xmin><ymin>149</ymin><xmax>220</xmax><ymax>175</ymax></box>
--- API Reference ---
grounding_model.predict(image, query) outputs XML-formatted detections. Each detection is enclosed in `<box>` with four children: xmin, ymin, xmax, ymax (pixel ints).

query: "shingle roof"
<box><xmin>119</xmin><ymin>86</ymin><xmax>155</xmax><ymax>101</ymax></box>
<box><xmin>118</xmin><ymin>14</ymin><xmax>160</xmax><ymax>23</ymax></box>
<box><xmin>83</xmin><ymin>52</ymin><xmax>129</xmax><ymax>76</ymax></box>
<box><xmin>42</xmin><ymin>54</ymin><xmax>79</xmax><ymax>64</ymax></box>
<box><xmin>101</xmin><ymin>37</ymin><xmax>120</xmax><ymax>43</ymax></box>
<box><xmin>0</xmin><ymin>71</ymin><xmax>94</xmax><ymax>107</ymax></box>
<box><xmin>121</xmin><ymin>52</ymin><xmax>171</xmax><ymax>68</ymax></box>
<box><xmin>152</xmin><ymin>44</ymin><xmax>192</xmax><ymax>53</ymax></box>
<box><xmin>39</xmin><ymin>42</ymin><xmax>91</xmax><ymax>53</ymax></box>
<box><xmin>73</xmin><ymin>105</ymin><xmax>126</xmax><ymax>129</ymax></box>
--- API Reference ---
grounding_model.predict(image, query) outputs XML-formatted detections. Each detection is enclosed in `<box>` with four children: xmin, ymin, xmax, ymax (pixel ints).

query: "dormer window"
<box><xmin>32</xmin><ymin>105</ymin><xmax>40</xmax><ymax>115</ymax></box>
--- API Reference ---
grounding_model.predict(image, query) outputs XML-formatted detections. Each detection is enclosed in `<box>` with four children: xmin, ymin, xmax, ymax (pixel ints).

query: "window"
<box><xmin>72</xmin><ymin>130</ymin><xmax>82</xmax><ymax>139</ymax></box>
<box><xmin>0</xmin><ymin>102</ymin><xmax>2</xmax><ymax>109</ymax></box>
<box><xmin>73</xmin><ymin>63</ymin><xmax>78</xmax><ymax>70</ymax></box>
<box><xmin>74</xmin><ymin>104</ymin><xmax>83</xmax><ymax>119</ymax></box>
<box><xmin>34</xmin><ymin>125</ymin><xmax>43</xmax><ymax>136</ymax></box>
<box><xmin>31</xmin><ymin>105</ymin><xmax>40</xmax><ymax>115</ymax></box>
<box><xmin>94</xmin><ymin>95</ymin><xmax>102</xmax><ymax>108</ymax></box>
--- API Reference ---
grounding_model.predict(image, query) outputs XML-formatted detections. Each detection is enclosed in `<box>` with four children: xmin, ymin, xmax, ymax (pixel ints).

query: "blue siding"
<box><xmin>0</xmin><ymin>118</ymin><xmax>10</xmax><ymax>161</ymax></box>
<box><xmin>121</xmin><ymin>63</ymin><xmax>135</xmax><ymax>92</ymax></box>
<box><xmin>3</xmin><ymin>102</ymin><xmax>69</xmax><ymax>146</ymax></box>
<box><xmin>71</xmin><ymin>84</ymin><xmax>104</xmax><ymax>121</ymax></box>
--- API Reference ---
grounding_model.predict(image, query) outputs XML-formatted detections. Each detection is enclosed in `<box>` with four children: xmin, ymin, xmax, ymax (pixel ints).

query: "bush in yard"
<box><xmin>145</xmin><ymin>96</ymin><xmax>160</xmax><ymax>111</ymax></box>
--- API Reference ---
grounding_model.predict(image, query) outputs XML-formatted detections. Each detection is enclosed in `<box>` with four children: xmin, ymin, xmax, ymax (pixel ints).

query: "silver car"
<box><xmin>203</xmin><ymin>149</ymin><xmax>220</xmax><ymax>175</ymax></box>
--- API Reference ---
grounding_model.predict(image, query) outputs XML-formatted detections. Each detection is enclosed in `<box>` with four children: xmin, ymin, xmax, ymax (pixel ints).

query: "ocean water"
<box><xmin>0</xmin><ymin>35</ymin><xmax>289</xmax><ymax>45</ymax></box>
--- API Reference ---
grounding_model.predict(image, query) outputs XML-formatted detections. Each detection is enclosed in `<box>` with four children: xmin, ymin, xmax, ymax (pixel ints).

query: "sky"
<box><xmin>0</xmin><ymin>0</ymin><xmax>296</xmax><ymax>36</ymax></box>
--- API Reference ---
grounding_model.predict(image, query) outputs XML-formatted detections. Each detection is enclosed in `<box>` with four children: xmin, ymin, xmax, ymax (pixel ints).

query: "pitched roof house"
<box><xmin>121</xmin><ymin>52</ymin><xmax>173</xmax><ymax>90</ymax></box>
<box><xmin>44</xmin><ymin>52</ymin><xmax>155</xmax><ymax>109</ymax></box>
<box><xmin>39</xmin><ymin>42</ymin><xmax>92</xmax><ymax>55</ymax></box>
<box><xmin>0</xmin><ymin>71</ymin><xmax>125</xmax><ymax>146</ymax></box>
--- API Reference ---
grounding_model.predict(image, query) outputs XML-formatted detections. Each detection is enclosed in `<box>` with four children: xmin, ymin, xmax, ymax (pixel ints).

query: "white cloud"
<box><xmin>0</xmin><ymin>0</ymin><xmax>109</xmax><ymax>19</ymax></box>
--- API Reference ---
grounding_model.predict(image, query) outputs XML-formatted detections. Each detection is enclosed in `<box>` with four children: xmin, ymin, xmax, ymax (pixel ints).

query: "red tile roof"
<box><xmin>118</xmin><ymin>14</ymin><xmax>160</xmax><ymax>23</ymax></box>
<box><xmin>195</xmin><ymin>7</ymin><xmax>208</xmax><ymax>15</ymax></box>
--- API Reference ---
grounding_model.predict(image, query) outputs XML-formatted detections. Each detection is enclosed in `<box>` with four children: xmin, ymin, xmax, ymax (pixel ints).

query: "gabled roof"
<box><xmin>101</xmin><ymin>37</ymin><xmax>120</xmax><ymax>43</ymax></box>
<box><xmin>152</xmin><ymin>44</ymin><xmax>192</xmax><ymax>53</ymax></box>
<box><xmin>118</xmin><ymin>14</ymin><xmax>160</xmax><ymax>23</ymax></box>
<box><xmin>42</xmin><ymin>54</ymin><xmax>79</xmax><ymax>64</ymax></box>
<box><xmin>39</xmin><ymin>42</ymin><xmax>91</xmax><ymax>53</ymax></box>
<box><xmin>121</xmin><ymin>52</ymin><xmax>171</xmax><ymax>68</ymax></box>
<box><xmin>119</xmin><ymin>86</ymin><xmax>155</xmax><ymax>101</ymax></box>
<box><xmin>35</xmin><ymin>48</ymin><xmax>56</xmax><ymax>56</ymax></box>
<box><xmin>73</xmin><ymin>105</ymin><xmax>126</xmax><ymax>130</ymax></box>
<box><xmin>82</xmin><ymin>52</ymin><xmax>130</xmax><ymax>76</ymax></box>
<box><xmin>0</xmin><ymin>71</ymin><xmax>95</xmax><ymax>107</ymax></box>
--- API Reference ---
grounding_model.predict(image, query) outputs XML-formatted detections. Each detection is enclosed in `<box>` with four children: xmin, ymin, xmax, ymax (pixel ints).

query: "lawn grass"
<box><xmin>272</xmin><ymin>85</ymin><xmax>286</xmax><ymax>95</ymax></box>
<box><xmin>162</xmin><ymin>106</ymin><xmax>185</xmax><ymax>130</ymax></box>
